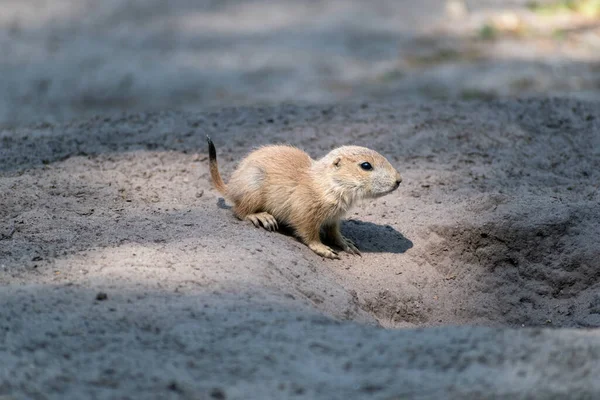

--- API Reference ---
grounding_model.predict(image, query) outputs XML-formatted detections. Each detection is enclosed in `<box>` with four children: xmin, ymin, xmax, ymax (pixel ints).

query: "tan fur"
<box><xmin>207</xmin><ymin>137</ymin><xmax>402</xmax><ymax>259</ymax></box>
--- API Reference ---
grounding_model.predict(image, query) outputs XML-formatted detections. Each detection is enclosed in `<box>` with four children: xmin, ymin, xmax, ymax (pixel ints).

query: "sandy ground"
<box><xmin>1</xmin><ymin>98</ymin><xmax>600</xmax><ymax>399</ymax></box>
<box><xmin>2</xmin><ymin>0</ymin><xmax>600</xmax><ymax>399</ymax></box>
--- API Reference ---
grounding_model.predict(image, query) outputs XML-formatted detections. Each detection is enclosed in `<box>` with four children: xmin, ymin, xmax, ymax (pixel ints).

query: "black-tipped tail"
<box><xmin>207</xmin><ymin>135</ymin><xmax>217</xmax><ymax>161</ymax></box>
<box><xmin>206</xmin><ymin>136</ymin><xmax>227</xmax><ymax>195</ymax></box>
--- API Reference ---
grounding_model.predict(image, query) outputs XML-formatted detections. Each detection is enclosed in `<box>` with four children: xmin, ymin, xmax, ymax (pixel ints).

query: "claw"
<box><xmin>338</xmin><ymin>235</ymin><xmax>361</xmax><ymax>256</ymax></box>
<box><xmin>248</xmin><ymin>216</ymin><xmax>260</xmax><ymax>228</ymax></box>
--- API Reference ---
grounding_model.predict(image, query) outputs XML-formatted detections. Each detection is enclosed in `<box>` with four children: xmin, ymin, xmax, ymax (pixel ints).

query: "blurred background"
<box><xmin>1</xmin><ymin>0</ymin><xmax>599</xmax><ymax>128</ymax></box>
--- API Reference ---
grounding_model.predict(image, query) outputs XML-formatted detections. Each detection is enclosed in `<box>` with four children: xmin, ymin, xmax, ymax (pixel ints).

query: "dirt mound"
<box><xmin>425</xmin><ymin>200</ymin><xmax>600</xmax><ymax>327</ymax></box>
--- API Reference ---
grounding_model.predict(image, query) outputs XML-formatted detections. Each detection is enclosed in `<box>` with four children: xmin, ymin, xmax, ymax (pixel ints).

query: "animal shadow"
<box><xmin>341</xmin><ymin>219</ymin><xmax>413</xmax><ymax>254</ymax></box>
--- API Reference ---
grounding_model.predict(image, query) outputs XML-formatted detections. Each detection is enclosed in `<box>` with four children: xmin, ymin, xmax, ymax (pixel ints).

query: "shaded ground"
<box><xmin>1</xmin><ymin>0</ymin><xmax>600</xmax><ymax>128</ymax></box>
<box><xmin>1</xmin><ymin>99</ymin><xmax>599</xmax><ymax>398</ymax></box>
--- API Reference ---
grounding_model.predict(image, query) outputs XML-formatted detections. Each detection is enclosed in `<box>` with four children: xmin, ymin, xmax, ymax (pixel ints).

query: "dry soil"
<box><xmin>1</xmin><ymin>98</ymin><xmax>600</xmax><ymax>399</ymax></box>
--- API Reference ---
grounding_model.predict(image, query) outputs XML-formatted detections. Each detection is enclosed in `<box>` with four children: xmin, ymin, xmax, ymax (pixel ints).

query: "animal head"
<box><xmin>322</xmin><ymin>146</ymin><xmax>402</xmax><ymax>199</ymax></box>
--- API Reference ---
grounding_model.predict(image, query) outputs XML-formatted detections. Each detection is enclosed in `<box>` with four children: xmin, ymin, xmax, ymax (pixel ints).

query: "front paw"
<box><xmin>308</xmin><ymin>242</ymin><xmax>340</xmax><ymax>259</ymax></box>
<box><xmin>339</xmin><ymin>236</ymin><xmax>361</xmax><ymax>256</ymax></box>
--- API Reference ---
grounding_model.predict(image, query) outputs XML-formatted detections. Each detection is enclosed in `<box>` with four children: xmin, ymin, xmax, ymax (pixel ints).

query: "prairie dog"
<box><xmin>207</xmin><ymin>137</ymin><xmax>402</xmax><ymax>259</ymax></box>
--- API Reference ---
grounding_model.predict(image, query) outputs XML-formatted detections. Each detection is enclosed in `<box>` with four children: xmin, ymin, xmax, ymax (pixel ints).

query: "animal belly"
<box><xmin>262</xmin><ymin>185</ymin><xmax>297</xmax><ymax>222</ymax></box>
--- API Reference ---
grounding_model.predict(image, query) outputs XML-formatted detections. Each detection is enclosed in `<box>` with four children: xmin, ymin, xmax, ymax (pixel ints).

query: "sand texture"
<box><xmin>1</xmin><ymin>99</ymin><xmax>600</xmax><ymax>399</ymax></box>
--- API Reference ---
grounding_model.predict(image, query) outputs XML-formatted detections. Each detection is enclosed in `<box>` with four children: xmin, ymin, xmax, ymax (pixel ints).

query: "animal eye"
<box><xmin>360</xmin><ymin>162</ymin><xmax>373</xmax><ymax>171</ymax></box>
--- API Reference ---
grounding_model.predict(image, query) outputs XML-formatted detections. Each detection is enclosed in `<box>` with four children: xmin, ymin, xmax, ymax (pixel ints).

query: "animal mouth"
<box><xmin>371</xmin><ymin>185</ymin><xmax>399</xmax><ymax>198</ymax></box>
<box><xmin>385</xmin><ymin>182</ymin><xmax>401</xmax><ymax>194</ymax></box>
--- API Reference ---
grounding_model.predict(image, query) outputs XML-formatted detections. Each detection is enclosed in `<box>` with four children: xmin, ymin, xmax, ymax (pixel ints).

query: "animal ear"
<box><xmin>333</xmin><ymin>157</ymin><xmax>341</xmax><ymax>168</ymax></box>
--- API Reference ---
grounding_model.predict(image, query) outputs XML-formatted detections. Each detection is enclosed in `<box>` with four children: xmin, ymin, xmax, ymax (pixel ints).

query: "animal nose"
<box><xmin>395</xmin><ymin>173</ymin><xmax>402</xmax><ymax>186</ymax></box>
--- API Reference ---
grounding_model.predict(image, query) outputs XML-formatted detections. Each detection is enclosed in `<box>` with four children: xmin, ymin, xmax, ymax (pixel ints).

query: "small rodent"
<box><xmin>207</xmin><ymin>137</ymin><xmax>402</xmax><ymax>259</ymax></box>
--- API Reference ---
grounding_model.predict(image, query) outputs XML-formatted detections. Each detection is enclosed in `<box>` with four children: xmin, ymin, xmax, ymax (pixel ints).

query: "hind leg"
<box><xmin>232</xmin><ymin>200</ymin><xmax>279</xmax><ymax>232</ymax></box>
<box><xmin>245</xmin><ymin>212</ymin><xmax>279</xmax><ymax>231</ymax></box>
